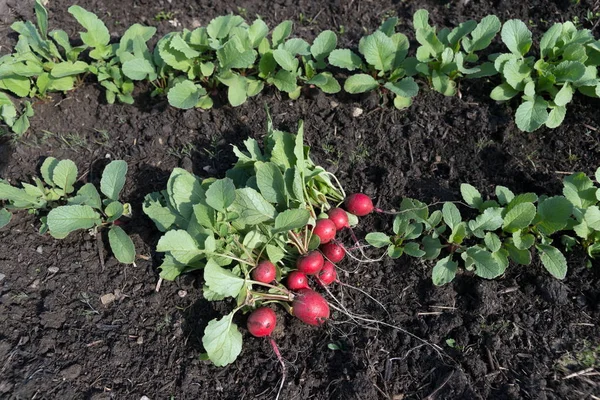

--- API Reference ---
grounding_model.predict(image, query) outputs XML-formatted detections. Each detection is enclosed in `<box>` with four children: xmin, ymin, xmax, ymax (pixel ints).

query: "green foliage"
<box><xmin>143</xmin><ymin>114</ymin><xmax>346</xmax><ymax>366</ymax></box>
<box><xmin>367</xmin><ymin>168</ymin><xmax>600</xmax><ymax>285</ymax></box>
<box><xmin>492</xmin><ymin>20</ymin><xmax>600</xmax><ymax>131</ymax></box>
<box><xmin>412</xmin><ymin>10</ymin><xmax>500</xmax><ymax>96</ymax></box>
<box><xmin>0</xmin><ymin>158</ymin><xmax>135</xmax><ymax>264</ymax></box>
<box><xmin>330</xmin><ymin>17</ymin><xmax>419</xmax><ymax>109</ymax></box>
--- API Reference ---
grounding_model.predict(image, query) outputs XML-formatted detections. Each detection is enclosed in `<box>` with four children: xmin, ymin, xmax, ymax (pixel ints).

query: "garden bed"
<box><xmin>1</xmin><ymin>0</ymin><xmax>599</xmax><ymax>399</ymax></box>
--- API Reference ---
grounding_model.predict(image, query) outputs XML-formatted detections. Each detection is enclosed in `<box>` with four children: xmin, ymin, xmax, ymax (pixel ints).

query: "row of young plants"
<box><xmin>1</xmin><ymin>1</ymin><xmax>599</xmax><ymax>135</ymax></box>
<box><xmin>4</xmin><ymin>114</ymin><xmax>599</xmax><ymax>367</ymax></box>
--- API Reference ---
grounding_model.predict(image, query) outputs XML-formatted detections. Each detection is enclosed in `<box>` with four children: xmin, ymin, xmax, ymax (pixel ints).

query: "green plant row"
<box><xmin>0</xmin><ymin>158</ymin><xmax>135</xmax><ymax>264</ymax></box>
<box><xmin>1</xmin><ymin>2</ymin><xmax>598</xmax><ymax>135</ymax></box>
<box><xmin>366</xmin><ymin>169</ymin><xmax>600</xmax><ymax>285</ymax></box>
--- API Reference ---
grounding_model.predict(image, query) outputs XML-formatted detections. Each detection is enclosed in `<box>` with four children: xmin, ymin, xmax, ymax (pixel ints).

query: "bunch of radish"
<box><xmin>246</xmin><ymin>192</ymin><xmax>374</xmax><ymax>336</ymax></box>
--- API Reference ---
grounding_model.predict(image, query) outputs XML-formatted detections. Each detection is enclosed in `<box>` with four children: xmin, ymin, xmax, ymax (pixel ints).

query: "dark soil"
<box><xmin>1</xmin><ymin>0</ymin><xmax>600</xmax><ymax>399</ymax></box>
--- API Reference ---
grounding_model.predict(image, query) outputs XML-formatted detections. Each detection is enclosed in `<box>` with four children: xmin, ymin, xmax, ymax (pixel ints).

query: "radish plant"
<box><xmin>329</xmin><ymin>17</ymin><xmax>419</xmax><ymax>109</ymax></box>
<box><xmin>366</xmin><ymin>168</ymin><xmax>600</xmax><ymax>285</ymax></box>
<box><xmin>411</xmin><ymin>10</ymin><xmax>501</xmax><ymax>96</ymax></box>
<box><xmin>491</xmin><ymin>20</ymin><xmax>600</xmax><ymax>131</ymax></box>
<box><xmin>0</xmin><ymin>158</ymin><xmax>136</xmax><ymax>264</ymax></box>
<box><xmin>143</xmin><ymin>114</ymin><xmax>349</xmax><ymax>366</ymax></box>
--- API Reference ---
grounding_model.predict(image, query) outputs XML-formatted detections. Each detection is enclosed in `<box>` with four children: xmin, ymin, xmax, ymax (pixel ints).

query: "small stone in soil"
<box><xmin>352</xmin><ymin>107</ymin><xmax>363</xmax><ymax>117</ymax></box>
<box><xmin>178</xmin><ymin>290</ymin><xmax>187</xmax><ymax>298</ymax></box>
<box><xmin>36</xmin><ymin>246</ymin><xmax>43</xmax><ymax>254</ymax></box>
<box><xmin>100</xmin><ymin>293</ymin><xmax>116</xmax><ymax>305</ymax></box>
<box><xmin>48</xmin><ymin>267</ymin><xmax>59</xmax><ymax>274</ymax></box>
<box><xmin>0</xmin><ymin>273</ymin><xmax>5</xmax><ymax>282</ymax></box>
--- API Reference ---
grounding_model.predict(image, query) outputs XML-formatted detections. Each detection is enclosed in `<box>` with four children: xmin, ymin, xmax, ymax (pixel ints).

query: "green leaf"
<box><xmin>273</xmin><ymin>209</ymin><xmax>310</xmax><ymax>233</ymax></box>
<box><xmin>282</xmin><ymin>38</ymin><xmax>310</xmax><ymax>56</ymax></box>
<box><xmin>39</xmin><ymin>157</ymin><xmax>58</xmax><ymax>187</ymax></box>
<box><xmin>449</xmin><ymin>222</ymin><xmax>467</xmax><ymax>244</ymax></box>
<box><xmin>501</xmin><ymin>19</ymin><xmax>532</xmax><ymax>56</ymax></box>
<box><xmin>272</xmin><ymin>21</ymin><xmax>293</xmax><ymax>47</ymax></box>
<box><xmin>554</xmin><ymin>84</ymin><xmax>573</xmax><ymax>107</ymax></box>
<box><xmin>468</xmin><ymin>207</ymin><xmax>504</xmax><ymax>237</ymax></box>
<box><xmin>553</xmin><ymin>61</ymin><xmax>586</xmax><ymax>83</ymax></box>
<box><xmin>156</xmin><ymin>230</ymin><xmax>202</xmax><ymax>264</ymax></box>
<box><xmin>0</xmin><ymin>208</ymin><xmax>12</xmax><ymax>229</ymax></box>
<box><xmin>495</xmin><ymin>186</ymin><xmax>515</xmax><ymax>206</ymax></box>
<box><xmin>502</xmin><ymin>202</ymin><xmax>536</xmax><ymax>233</ymax></box>
<box><xmin>255</xmin><ymin>162</ymin><xmax>286</xmax><ymax>206</ymax></box>
<box><xmin>71</xmin><ymin>183</ymin><xmax>102</xmax><ymax>210</ymax></box>
<box><xmin>100</xmin><ymin>160</ymin><xmax>128</xmax><ymax>201</ymax></box>
<box><xmin>328</xmin><ymin>49</ymin><xmax>363</xmax><ymax>71</ymax></box>
<box><xmin>232</xmin><ymin>188</ymin><xmax>277</xmax><ymax>225</ymax></box>
<box><xmin>360</xmin><ymin>31</ymin><xmax>395</xmax><ymax>72</ymax></box>
<box><xmin>202</xmin><ymin>313</ymin><xmax>243</xmax><ymax>367</ymax></box>
<box><xmin>462</xmin><ymin>15</ymin><xmax>501</xmax><ymax>53</ymax></box>
<box><xmin>404</xmin><ymin>242</ymin><xmax>426</xmax><ymax>257</ymax></box>
<box><xmin>513</xmin><ymin>230</ymin><xmax>535</xmax><ymax>250</ymax></box>
<box><xmin>104</xmin><ymin>201</ymin><xmax>124</xmax><ymax>222</ymax></box>
<box><xmin>536</xmin><ymin>244</ymin><xmax>567</xmax><ymax>279</ymax></box>
<box><xmin>248</xmin><ymin>19</ymin><xmax>269</xmax><ymax>47</ymax></box>
<box><xmin>503</xmin><ymin>58</ymin><xmax>531</xmax><ymax>89</ymax></box>
<box><xmin>442</xmin><ymin>202</ymin><xmax>461</xmax><ymax>230</ymax></box>
<box><xmin>422</xmin><ymin>235</ymin><xmax>442</xmax><ymax>259</ymax></box>
<box><xmin>218</xmin><ymin>73</ymin><xmax>247</xmax><ymax>107</ymax></box>
<box><xmin>266</xmin><ymin>244</ymin><xmax>285</xmax><ymax>264</ymax></box>
<box><xmin>490</xmin><ymin>83</ymin><xmax>520</xmax><ymax>101</ymax></box>
<box><xmin>413</xmin><ymin>10</ymin><xmax>431</xmax><ymax>31</ymax></box>
<box><xmin>584</xmin><ymin>206</ymin><xmax>600</xmax><ymax>230</ymax></box>
<box><xmin>204</xmin><ymin>259</ymin><xmax>245</xmax><ymax>297</ymax></box>
<box><xmin>515</xmin><ymin>96</ymin><xmax>549</xmax><ymax>132</ymax></box>
<box><xmin>563</xmin><ymin>173</ymin><xmax>597</xmax><ymax>208</ymax></box>
<box><xmin>540</xmin><ymin>23</ymin><xmax>562</xmax><ymax>58</ymax></box>
<box><xmin>168</xmin><ymin>80</ymin><xmax>204</xmax><ymax>109</ymax></box>
<box><xmin>546</xmin><ymin>106</ymin><xmax>566</xmax><ymax>129</ymax></box>
<box><xmin>365</xmin><ymin>232</ymin><xmax>391</xmax><ymax>248</ymax></box>
<box><xmin>205</xmin><ymin>178</ymin><xmax>236</xmax><ymax>213</ymax></box>
<box><xmin>383</xmin><ymin>77</ymin><xmax>419</xmax><ymax>98</ymax></box>
<box><xmin>460</xmin><ymin>183</ymin><xmax>483</xmax><ymax>209</ymax></box>
<box><xmin>68</xmin><ymin>6</ymin><xmax>110</xmax><ymax>51</ymax></box>
<box><xmin>108</xmin><ymin>225</ymin><xmax>135</xmax><ymax>264</ymax></box>
<box><xmin>0</xmin><ymin>183</ymin><xmax>42</xmax><ymax>206</ymax></box>
<box><xmin>306</xmin><ymin>72</ymin><xmax>341</xmax><ymax>94</ymax></box>
<box><xmin>273</xmin><ymin>49</ymin><xmax>298</xmax><ymax>72</ymax></box>
<box><xmin>466</xmin><ymin>247</ymin><xmax>506</xmax><ymax>279</ymax></box>
<box><xmin>143</xmin><ymin>192</ymin><xmax>177</xmax><ymax>232</ymax></box>
<box><xmin>344</xmin><ymin>74</ymin><xmax>379</xmax><ymax>94</ymax></box>
<box><xmin>484</xmin><ymin>232</ymin><xmax>502</xmax><ymax>252</ymax></box>
<box><xmin>47</xmin><ymin>205</ymin><xmax>101</xmax><ymax>239</ymax></box>
<box><xmin>51</xmin><ymin>61</ymin><xmax>89</xmax><ymax>78</ymax></box>
<box><xmin>506</xmin><ymin>242</ymin><xmax>531</xmax><ymax>265</ymax></box>
<box><xmin>311</xmin><ymin>30</ymin><xmax>337</xmax><ymax>68</ymax></box>
<box><xmin>432</xmin><ymin>70</ymin><xmax>456</xmax><ymax>96</ymax></box>
<box><xmin>122</xmin><ymin>58</ymin><xmax>155</xmax><ymax>80</ymax></box>
<box><xmin>158</xmin><ymin>254</ymin><xmax>188</xmax><ymax>281</ymax></box>
<box><xmin>52</xmin><ymin>159</ymin><xmax>78</xmax><ymax>194</ymax></box>
<box><xmin>34</xmin><ymin>0</ymin><xmax>49</xmax><ymax>39</ymax></box>
<box><xmin>270</xmin><ymin>70</ymin><xmax>297</xmax><ymax>93</ymax></box>
<box><xmin>432</xmin><ymin>255</ymin><xmax>458</xmax><ymax>286</ymax></box>
<box><xmin>536</xmin><ymin>196</ymin><xmax>573</xmax><ymax>235</ymax></box>
<box><xmin>217</xmin><ymin>37</ymin><xmax>257</xmax><ymax>70</ymax></box>
<box><xmin>206</xmin><ymin>15</ymin><xmax>245</xmax><ymax>39</ymax></box>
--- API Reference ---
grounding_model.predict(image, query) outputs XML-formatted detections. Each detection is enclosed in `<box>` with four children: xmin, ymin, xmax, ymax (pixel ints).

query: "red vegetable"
<box><xmin>316</xmin><ymin>261</ymin><xmax>337</xmax><ymax>286</ymax></box>
<box><xmin>251</xmin><ymin>260</ymin><xmax>276</xmax><ymax>283</ymax></box>
<box><xmin>286</xmin><ymin>271</ymin><xmax>310</xmax><ymax>290</ymax></box>
<box><xmin>320</xmin><ymin>241</ymin><xmax>345</xmax><ymax>263</ymax></box>
<box><xmin>345</xmin><ymin>193</ymin><xmax>374</xmax><ymax>217</ymax></box>
<box><xmin>327</xmin><ymin>208</ymin><xmax>350</xmax><ymax>230</ymax></box>
<box><xmin>296</xmin><ymin>250</ymin><xmax>324</xmax><ymax>275</ymax></box>
<box><xmin>313</xmin><ymin>218</ymin><xmax>337</xmax><ymax>244</ymax></box>
<box><xmin>292</xmin><ymin>289</ymin><xmax>330</xmax><ymax>326</ymax></box>
<box><xmin>247</xmin><ymin>307</ymin><xmax>277</xmax><ymax>337</ymax></box>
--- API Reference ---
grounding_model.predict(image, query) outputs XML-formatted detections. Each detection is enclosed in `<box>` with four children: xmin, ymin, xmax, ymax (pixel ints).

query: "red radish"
<box><xmin>286</xmin><ymin>271</ymin><xmax>310</xmax><ymax>290</ymax></box>
<box><xmin>327</xmin><ymin>208</ymin><xmax>350</xmax><ymax>230</ymax></box>
<box><xmin>316</xmin><ymin>261</ymin><xmax>337</xmax><ymax>286</ymax></box>
<box><xmin>296</xmin><ymin>250</ymin><xmax>324</xmax><ymax>275</ymax></box>
<box><xmin>247</xmin><ymin>307</ymin><xmax>277</xmax><ymax>337</ymax></box>
<box><xmin>313</xmin><ymin>219</ymin><xmax>336</xmax><ymax>244</ymax></box>
<box><xmin>345</xmin><ymin>193</ymin><xmax>374</xmax><ymax>217</ymax></box>
<box><xmin>251</xmin><ymin>260</ymin><xmax>276</xmax><ymax>283</ymax></box>
<box><xmin>292</xmin><ymin>289</ymin><xmax>330</xmax><ymax>326</ymax></box>
<box><xmin>320</xmin><ymin>241</ymin><xmax>345</xmax><ymax>263</ymax></box>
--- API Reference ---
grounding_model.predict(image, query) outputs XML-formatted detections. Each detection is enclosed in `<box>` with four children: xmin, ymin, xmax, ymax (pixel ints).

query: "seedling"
<box><xmin>491</xmin><ymin>20</ymin><xmax>600</xmax><ymax>131</ymax></box>
<box><xmin>0</xmin><ymin>158</ymin><xmax>136</xmax><ymax>264</ymax></box>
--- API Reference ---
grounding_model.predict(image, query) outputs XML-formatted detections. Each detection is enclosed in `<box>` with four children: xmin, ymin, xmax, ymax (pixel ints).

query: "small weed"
<box><xmin>156</xmin><ymin>313</ymin><xmax>172</xmax><ymax>332</ymax></box>
<box><xmin>167</xmin><ymin>143</ymin><xmax>196</xmax><ymax>159</ymax></box>
<box><xmin>350</xmin><ymin>142</ymin><xmax>370</xmax><ymax>164</ymax></box>
<box><xmin>236</xmin><ymin>7</ymin><xmax>247</xmax><ymax>18</ymax></box>
<box><xmin>154</xmin><ymin>11</ymin><xmax>174</xmax><ymax>22</ymax></box>
<box><xmin>58</xmin><ymin>132</ymin><xmax>89</xmax><ymax>150</ymax></box>
<box><xmin>557</xmin><ymin>340</ymin><xmax>600</xmax><ymax>370</ymax></box>
<box><xmin>338</xmin><ymin>25</ymin><xmax>346</xmax><ymax>35</ymax></box>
